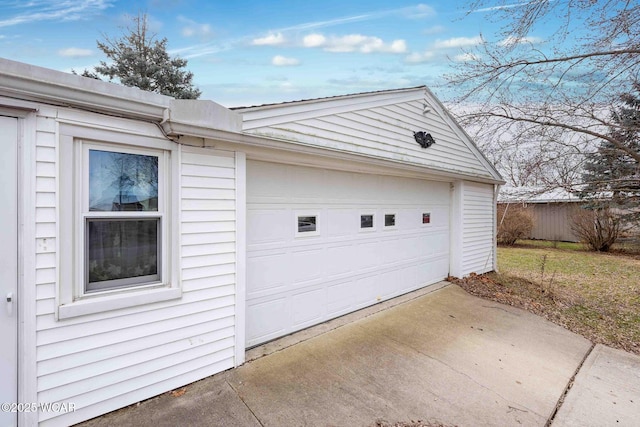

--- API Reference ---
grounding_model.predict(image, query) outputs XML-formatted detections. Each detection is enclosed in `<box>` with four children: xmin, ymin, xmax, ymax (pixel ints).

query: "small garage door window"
<box><xmin>384</xmin><ymin>213</ymin><xmax>396</xmax><ymax>228</ymax></box>
<box><xmin>296</xmin><ymin>213</ymin><xmax>319</xmax><ymax>236</ymax></box>
<box><xmin>360</xmin><ymin>214</ymin><xmax>374</xmax><ymax>229</ymax></box>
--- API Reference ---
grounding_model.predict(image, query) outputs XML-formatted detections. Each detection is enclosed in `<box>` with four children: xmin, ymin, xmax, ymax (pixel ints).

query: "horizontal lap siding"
<box><xmin>35</xmin><ymin>115</ymin><xmax>237</xmax><ymax>425</ymax></box>
<box><xmin>462</xmin><ymin>182</ymin><xmax>495</xmax><ymax>275</ymax></box>
<box><xmin>243</xmin><ymin>97</ymin><xmax>493</xmax><ymax>179</ymax></box>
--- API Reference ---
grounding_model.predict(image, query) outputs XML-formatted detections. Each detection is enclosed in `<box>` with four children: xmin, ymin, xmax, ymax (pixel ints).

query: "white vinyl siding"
<box><xmin>33</xmin><ymin>110</ymin><xmax>238</xmax><ymax>426</ymax></box>
<box><xmin>461</xmin><ymin>182</ymin><xmax>496</xmax><ymax>276</ymax></box>
<box><xmin>238</xmin><ymin>89</ymin><xmax>495</xmax><ymax>180</ymax></box>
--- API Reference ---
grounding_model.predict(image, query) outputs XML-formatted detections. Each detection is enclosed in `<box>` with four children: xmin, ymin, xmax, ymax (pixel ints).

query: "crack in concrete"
<box><xmin>225</xmin><ymin>380</ymin><xmax>264</xmax><ymax>427</ymax></box>
<box><xmin>545</xmin><ymin>342</ymin><xmax>596</xmax><ymax>427</ymax></box>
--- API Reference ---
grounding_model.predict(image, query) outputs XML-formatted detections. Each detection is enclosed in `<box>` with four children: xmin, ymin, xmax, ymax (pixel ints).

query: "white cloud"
<box><xmin>433</xmin><ymin>36</ymin><xmax>483</xmax><ymax>49</ymax></box>
<box><xmin>272</xmin><ymin>55</ymin><xmax>300</xmax><ymax>66</ymax></box>
<box><xmin>0</xmin><ymin>0</ymin><xmax>113</xmax><ymax>28</ymax></box>
<box><xmin>423</xmin><ymin>25</ymin><xmax>446</xmax><ymax>35</ymax></box>
<box><xmin>453</xmin><ymin>52</ymin><xmax>480</xmax><ymax>62</ymax></box>
<box><xmin>498</xmin><ymin>36</ymin><xmax>542</xmax><ymax>46</ymax></box>
<box><xmin>266</xmin><ymin>4</ymin><xmax>437</xmax><ymax>35</ymax></box>
<box><xmin>179</xmin><ymin>17</ymin><xmax>213</xmax><ymax>39</ymax></box>
<box><xmin>407</xmin><ymin>4</ymin><xmax>436</xmax><ymax>19</ymax></box>
<box><xmin>387</xmin><ymin>40</ymin><xmax>408</xmax><ymax>53</ymax></box>
<box><xmin>304</xmin><ymin>33</ymin><xmax>406</xmax><ymax>54</ymax></box>
<box><xmin>471</xmin><ymin>2</ymin><xmax>529</xmax><ymax>13</ymax></box>
<box><xmin>303</xmin><ymin>33</ymin><xmax>326</xmax><ymax>47</ymax></box>
<box><xmin>405</xmin><ymin>51</ymin><xmax>435</xmax><ymax>63</ymax></box>
<box><xmin>253</xmin><ymin>33</ymin><xmax>285</xmax><ymax>46</ymax></box>
<box><xmin>58</xmin><ymin>47</ymin><xmax>93</xmax><ymax>57</ymax></box>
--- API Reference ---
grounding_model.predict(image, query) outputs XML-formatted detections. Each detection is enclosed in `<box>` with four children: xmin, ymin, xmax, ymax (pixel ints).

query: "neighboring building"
<box><xmin>0</xmin><ymin>58</ymin><xmax>503</xmax><ymax>426</ymax></box>
<box><xmin>499</xmin><ymin>187</ymin><xmax>582</xmax><ymax>242</ymax></box>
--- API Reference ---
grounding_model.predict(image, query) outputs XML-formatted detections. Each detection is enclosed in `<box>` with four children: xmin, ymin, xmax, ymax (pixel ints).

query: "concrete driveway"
<box><xmin>80</xmin><ymin>283</ymin><xmax>638</xmax><ymax>426</ymax></box>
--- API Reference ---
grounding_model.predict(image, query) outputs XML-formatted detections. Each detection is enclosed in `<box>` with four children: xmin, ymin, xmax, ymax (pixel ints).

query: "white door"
<box><xmin>246</xmin><ymin>160</ymin><xmax>450</xmax><ymax>347</ymax></box>
<box><xmin>0</xmin><ymin>116</ymin><xmax>18</xmax><ymax>427</ymax></box>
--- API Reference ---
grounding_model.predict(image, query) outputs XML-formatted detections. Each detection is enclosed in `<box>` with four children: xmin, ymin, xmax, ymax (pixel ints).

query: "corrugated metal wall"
<box><xmin>529</xmin><ymin>203</ymin><xmax>580</xmax><ymax>242</ymax></box>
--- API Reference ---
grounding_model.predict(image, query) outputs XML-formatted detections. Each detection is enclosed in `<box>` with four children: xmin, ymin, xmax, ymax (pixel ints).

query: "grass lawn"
<box><xmin>451</xmin><ymin>240</ymin><xmax>640</xmax><ymax>355</ymax></box>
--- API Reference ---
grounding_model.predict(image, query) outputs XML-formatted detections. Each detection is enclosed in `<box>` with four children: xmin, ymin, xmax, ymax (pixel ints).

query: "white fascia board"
<box><xmin>165</xmin><ymin>99</ymin><xmax>243</xmax><ymax>133</ymax></box>
<box><xmin>0</xmin><ymin>58</ymin><xmax>171</xmax><ymax>121</ymax></box>
<box><xmin>0</xmin><ymin>59</ymin><xmax>244</xmax><ymax>135</ymax></box>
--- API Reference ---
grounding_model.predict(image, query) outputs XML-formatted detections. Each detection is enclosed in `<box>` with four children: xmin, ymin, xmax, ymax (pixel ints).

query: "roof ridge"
<box><xmin>231</xmin><ymin>85</ymin><xmax>427</xmax><ymax>110</ymax></box>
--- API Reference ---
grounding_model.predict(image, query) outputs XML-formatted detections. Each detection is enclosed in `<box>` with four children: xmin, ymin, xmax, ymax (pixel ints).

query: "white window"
<box><xmin>83</xmin><ymin>146</ymin><xmax>165</xmax><ymax>293</ymax></box>
<box><xmin>59</xmin><ymin>125</ymin><xmax>180</xmax><ymax>319</ymax></box>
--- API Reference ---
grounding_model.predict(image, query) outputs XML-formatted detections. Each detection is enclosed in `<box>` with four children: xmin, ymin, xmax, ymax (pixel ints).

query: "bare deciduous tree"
<box><xmin>451</xmin><ymin>1</ymin><xmax>640</xmax><ymax>192</ymax></box>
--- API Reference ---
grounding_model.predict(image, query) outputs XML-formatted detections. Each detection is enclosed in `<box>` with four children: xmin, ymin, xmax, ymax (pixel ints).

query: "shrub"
<box><xmin>497</xmin><ymin>204</ymin><xmax>534</xmax><ymax>245</ymax></box>
<box><xmin>569</xmin><ymin>207</ymin><xmax>622</xmax><ymax>252</ymax></box>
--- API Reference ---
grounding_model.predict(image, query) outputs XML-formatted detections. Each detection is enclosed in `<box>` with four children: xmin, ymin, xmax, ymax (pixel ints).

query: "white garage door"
<box><xmin>246</xmin><ymin>160</ymin><xmax>450</xmax><ymax>347</ymax></box>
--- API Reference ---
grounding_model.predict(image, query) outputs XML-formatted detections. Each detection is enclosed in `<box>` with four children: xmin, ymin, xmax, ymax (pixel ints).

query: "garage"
<box><xmin>2</xmin><ymin>60</ymin><xmax>505</xmax><ymax>426</ymax></box>
<box><xmin>246</xmin><ymin>160</ymin><xmax>450</xmax><ymax>346</ymax></box>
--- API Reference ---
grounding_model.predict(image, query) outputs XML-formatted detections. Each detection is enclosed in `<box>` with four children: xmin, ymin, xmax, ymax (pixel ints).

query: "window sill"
<box><xmin>58</xmin><ymin>286</ymin><xmax>182</xmax><ymax>319</ymax></box>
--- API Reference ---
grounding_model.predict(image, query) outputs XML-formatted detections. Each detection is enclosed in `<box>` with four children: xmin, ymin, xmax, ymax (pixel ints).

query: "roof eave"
<box><xmin>0</xmin><ymin>57</ymin><xmax>171</xmax><ymax>121</ymax></box>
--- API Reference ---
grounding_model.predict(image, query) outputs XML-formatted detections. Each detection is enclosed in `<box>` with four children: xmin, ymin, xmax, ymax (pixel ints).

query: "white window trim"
<box><xmin>359</xmin><ymin>211</ymin><xmax>376</xmax><ymax>232</ymax></box>
<box><xmin>58</xmin><ymin>125</ymin><xmax>181</xmax><ymax>320</ymax></box>
<box><xmin>383</xmin><ymin>212</ymin><xmax>397</xmax><ymax>230</ymax></box>
<box><xmin>294</xmin><ymin>211</ymin><xmax>320</xmax><ymax>237</ymax></box>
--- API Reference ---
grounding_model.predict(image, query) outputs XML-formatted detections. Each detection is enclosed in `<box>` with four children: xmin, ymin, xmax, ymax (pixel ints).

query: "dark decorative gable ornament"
<box><xmin>413</xmin><ymin>131</ymin><xmax>436</xmax><ymax>149</ymax></box>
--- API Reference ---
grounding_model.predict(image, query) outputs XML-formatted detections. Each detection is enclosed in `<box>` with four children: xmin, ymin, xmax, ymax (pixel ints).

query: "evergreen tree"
<box><xmin>579</xmin><ymin>82</ymin><xmax>640</xmax><ymax>225</ymax></box>
<box><xmin>84</xmin><ymin>13</ymin><xmax>201</xmax><ymax>99</ymax></box>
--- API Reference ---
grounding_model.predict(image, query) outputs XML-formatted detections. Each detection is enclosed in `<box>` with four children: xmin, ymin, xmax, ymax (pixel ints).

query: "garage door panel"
<box><xmin>355</xmin><ymin>241</ymin><xmax>380</xmax><ymax>270</ymax></box>
<box><xmin>324</xmin><ymin>171</ymin><xmax>355</xmax><ymax>200</ymax></box>
<box><xmin>291</xmin><ymin>248</ymin><xmax>324</xmax><ymax>284</ymax></box>
<box><xmin>352</xmin><ymin>173</ymin><xmax>381</xmax><ymax>201</ymax></box>
<box><xmin>327</xmin><ymin>208</ymin><xmax>356</xmax><ymax>237</ymax></box>
<box><xmin>354</xmin><ymin>274</ymin><xmax>379</xmax><ymax>307</ymax></box>
<box><xmin>405</xmin><ymin>236</ymin><xmax>423</xmax><ymax>261</ymax></box>
<box><xmin>380</xmin><ymin>270</ymin><xmax>401</xmax><ymax>299</ymax></box>
<box><xmin>247</xmin><ymin>161</ymin><xmax>289</xmax><ymax>201</ymax></box>
<box><xmin>432</xmin><ymin>231</ymin><xmax>450</xmax><ymax>255</ymax></box>
<box><xmin>247</xmin><ymin>297</ymin><xmax>288</xmax><ymax>344</ymax></box>
<box><xmin>290</xmin><ymin>166</ymin><xmax>328</xmax><ymax>200</ymax></box>
<box><xmin>401</xmin><ymin>264</ymin><xmax>421</xmax><ymax>293</ymax></box>
<box><xmin>292</xmin><ymin>288</ymin><xmax>326</xmax><ymax>327</ymax></box>
<box><xmin>428</xmin><ymin>206</ymin><xmax>449</xmax><ymax>227</ymax></box>
<box><xmin>246</xmin><ymin>160</ymin><xmax>451</xmax><ymax>347</ymax></box>
<box><xmin>326</xmin><ymin>244</ymin><xmax>354</xmax><ymax>278</ymax></box>
<box><xmin>247</xmin><ymin>252</ymin><xmax>288</xmax><ymax>297</ymax></box>
<box><xmin>327</xmin><ymin>280</ymin><xmax>355</xmax><ymax>315</ymax></box>
<box><xmin>248</xmin><ymin>209</ymin><xmax>289</xmax><ymax>245</ymax></box>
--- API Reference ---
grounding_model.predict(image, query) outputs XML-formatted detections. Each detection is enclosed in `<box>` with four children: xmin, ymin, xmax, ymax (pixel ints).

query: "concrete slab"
<box><xmin>78</xmin><ymin>284</ymin><xmax>593</xmax><ymax>427</ymax></box>
<box><xmin>78</xmin><ymin>371</ymin><xmax>261</xmax><ymax>427</ymax></box>
<box><xmin>553</xmin><ymin>344</ymin><xmax>640</xmax><ymax>426</ymax></box>
<box><xmin>228</xmin><ymin>285</ymin><xmax>591</xmax><ymax>426</ymax></box>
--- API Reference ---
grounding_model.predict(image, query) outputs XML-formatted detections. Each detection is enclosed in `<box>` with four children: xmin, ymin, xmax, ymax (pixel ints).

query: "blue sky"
<box><xmin>0</xmin><ymin>0</ymin><xmax>550</xmax><ymax>107</ymax></box>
